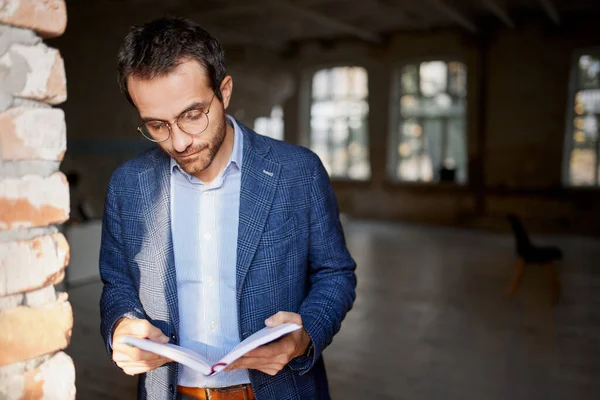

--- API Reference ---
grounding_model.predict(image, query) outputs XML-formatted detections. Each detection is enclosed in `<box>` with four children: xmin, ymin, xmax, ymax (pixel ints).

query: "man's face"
<box><xmin>127</xmin><ymin>60</ymin><xmax>232</xmax><ymax>177</ymax></box>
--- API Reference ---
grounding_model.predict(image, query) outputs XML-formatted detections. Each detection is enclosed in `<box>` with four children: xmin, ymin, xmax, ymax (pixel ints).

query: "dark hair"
<box><xmin>117</xmin><ymin>17</ymin><xmax>227</xmax><ymax>105</ymax></box>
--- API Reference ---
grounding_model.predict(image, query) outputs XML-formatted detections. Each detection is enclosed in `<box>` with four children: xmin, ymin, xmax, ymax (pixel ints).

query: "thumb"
<box><xmin>265</xmin><ymin>311</ymin><xmax>301</xmax><ymax>327</ymax></box>
<box><xmin>145</xmin><ymin>324</ymin><xmax>169</xmax><ymax>344</ymax></box>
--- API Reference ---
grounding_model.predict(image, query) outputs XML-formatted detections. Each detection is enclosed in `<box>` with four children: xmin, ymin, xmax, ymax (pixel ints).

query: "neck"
<box><xmin>193</xmin><ymin>121</ymin><xmax>235</xmax><ymax>183</ymax></box>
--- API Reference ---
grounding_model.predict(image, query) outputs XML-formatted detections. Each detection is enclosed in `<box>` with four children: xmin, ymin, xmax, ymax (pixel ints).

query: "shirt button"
<box><xmin>170</xmin><ymin>333</ymin><xmax>177</xmax><ymax>341</ymax></box>
<box><xmin>169</xmin><ymin>384</ymin><xmax>174</xmax><ymax>394</ymax></box>
<box><xmin>202</xmin><ymin>191</ymin><xmax>209</xmax><ymax>196</ymax></box>
<box><xmin>210</xmin><ymin>321</ymin><xmax>216</xmax><ymax>331</ymax></box>
<box><xmin>204</xmin><ymin>232</ymin><xmax>212</xmax><ymax>240</ymax></box>
<box><xmin>208</xmin><ymin>277</ymin><xmax>214</xmax><ymax>286</ymax></box>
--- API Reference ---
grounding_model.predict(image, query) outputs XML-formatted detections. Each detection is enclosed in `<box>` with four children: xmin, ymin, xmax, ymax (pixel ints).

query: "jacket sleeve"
<box><xmin>99</xmin><ymin>175</ymin><xmax>145</xmax><ymax>356</ymax></box>
<box><xmin>289</xmin><ymin>157</ymin><xmax>357</xmax><ymax>374</ymax></box>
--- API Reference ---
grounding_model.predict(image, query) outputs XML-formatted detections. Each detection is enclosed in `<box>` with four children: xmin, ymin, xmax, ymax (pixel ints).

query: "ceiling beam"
<box><xmin>197</xmin><ymin>5</ymin><xmax>260</xmax><ymax>18</ymax></box>
<box><xmin>538</xmin><ymin>0</ymin><xmax>561</xmax><ymax>25</ymax></box>
<box><xmin>198</xmin><ymin>1</ymin><xmax>382</xmax><ymax>44</ymax></box>
<box><xmin>482</xmin><ymin>0</ymin><xmax>515</xmax><ymax>28</ymax></box>
<box><xmin>424</xmin><ymin>0</ymin><xmax>478</xmax><ymax>33</ymax></box>
<box><xmin>273</xmin><ymin>0</ymin><xmax>382</xmax><ymax>43</ymax></box>
<box><xmin>190</xmin><ymin>21</ymin><xmax>283</xmax><ymax>50</ymax></box>
<box><xmin>215</xmin><ymin>30</ymin><xmax>282</xmax><ymax>50</ymax></box>
<box><xmin>187</xmin><ymin>8</ymin><xmax>283</xmax><ymax>50</ymax></box>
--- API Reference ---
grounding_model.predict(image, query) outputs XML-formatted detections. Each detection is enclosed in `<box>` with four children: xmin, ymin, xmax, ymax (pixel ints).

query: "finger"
<box><xmin>114</xmin><ymin>343</ymin><xmax>166</xmax><ymax>362</ymax></box>
<box><xmin>227</xmin><ymin>354</ymin><xmax>289</xmax><ymax>371</ymax></box>
<box><xmin>128</xmin><ymin>348</ymin><xmax>166</xmax><ymax>362</ymax></box>
<box><xmin>244</xmin><ymin>335</ymin><xmax>295</xmax><ymax>358</ymax></box>
<box><xmin>131</xmin><ymin>356</ymin><xmax>170</xmax><ymax>366</ymax></box>
<box><xmin>256</xmin><ymin>365</ymin><xmax>284</xmax><ymax>376</ymax></box>
<box><xmin>243</xmin><ymin>342</ymin><xmax>280</xmax><ymax>358</ymax></box>
<box><xmin>113</xmin><ymin>351</ymin><xmax>133</xmax><ymax>362</ymax></box>
<box><xmin>225</xmin><ymin>357</ymin><xmax>270</xmax><ymax>371</ymax></box>
<box><xmin>265</xmin><ymin>311</ymin><xmax>302</xmax><ymax>327</ymax></box>
<box><xmin>119</xmin><ymin>358</ymin><xmax>170</xmax><ymax>369</ymax></box>
<box><xmin>130</xmin><ymin>320</ymin><xmax>169</xmax><ymax>344</ymax></box>
<box><xmin>113</xmin><ymin>347</ymin><xmax>170</xmax><ymax>361</ymax></box>
<box><xmin>114</xmin><ymin>319</ymin><xmax>169</xmax><ymax>347</ymax></box>
<box><xmin>227</xmin><ymin>360</ymin><xmax>284</xmax><ymax>373</ymax></box>
<box><xmin>118</xmin><ymin>361</ymin><xmax>151</xmax><ymax>373</ymax></box>
<box><xmin>123</xmin><ymin>365</ymin><xmax>156</xmax><ymax>375</ymax></box>
<box><xmin>118</xmin><ymin>358</ymin><xmax>170</xmax><ymax>372</ymax></box>
<box><xmin>147</xmin><ymin>327</ymin><xmax>170</xmax><ymax>344</ymax></box>
<box><xmin>243</xmin><ymin>346</ymin><xmax>281</xmax><ymax>358</ymax></box>
<box><xmin>260</xmin><ymin>369</ymin><xmax>280</xmax><ymax>376</ymax></box>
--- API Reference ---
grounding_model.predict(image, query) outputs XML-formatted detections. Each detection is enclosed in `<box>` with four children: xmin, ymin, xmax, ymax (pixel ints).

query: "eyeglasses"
<box><xmin>137</xmin><ymin>93</ymin><xmax>216</xmax><ymax>143</ymax></box>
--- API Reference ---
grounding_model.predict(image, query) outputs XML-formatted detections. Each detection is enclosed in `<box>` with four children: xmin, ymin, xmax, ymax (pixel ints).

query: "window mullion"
<box><xmin>596</xmin><ymin>114</ymin><xmax>600</xmax><ymax>186</ymax></box>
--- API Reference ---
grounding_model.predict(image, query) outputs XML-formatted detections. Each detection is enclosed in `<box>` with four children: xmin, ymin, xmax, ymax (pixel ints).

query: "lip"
<box><xmin>179</xmin><ymin>150</ymin><xmax>200</xmax><ymax>158</ymax></box>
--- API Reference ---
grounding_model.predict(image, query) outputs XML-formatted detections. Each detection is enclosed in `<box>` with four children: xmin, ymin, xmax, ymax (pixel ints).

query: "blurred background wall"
<box><xmin>51</xmin><ymin>0</ymin><xmax>600</xmax><ymax>236</ymax></box>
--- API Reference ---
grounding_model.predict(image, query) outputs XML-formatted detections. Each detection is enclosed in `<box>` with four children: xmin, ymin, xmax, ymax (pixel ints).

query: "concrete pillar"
<box><xmin>366</xmin><ymin>61</ymin><xmax>391</xmax><ymax>187</ymax></box>
<box><xmin>0</xmin><ymin>1</ymin><xmax>75</xmax><ymax>399</ymax></box>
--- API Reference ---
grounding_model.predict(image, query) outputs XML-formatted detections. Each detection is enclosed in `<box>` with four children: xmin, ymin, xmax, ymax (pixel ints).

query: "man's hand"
<box><xmin>225</xmin><ymin>311</ymin><xmax>311</xmax><ymax>376</ymax></box>
<box><xmin>112</xmin><ymin>318</ymin><xmax>171</xmax><ymax>376</ymax></box>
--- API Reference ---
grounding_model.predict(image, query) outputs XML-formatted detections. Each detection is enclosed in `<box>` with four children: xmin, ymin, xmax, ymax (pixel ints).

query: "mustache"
<box><xmin>173</xmin><ymin>144</ymin><xmax>207</xmax><ymax>158</ymax></box>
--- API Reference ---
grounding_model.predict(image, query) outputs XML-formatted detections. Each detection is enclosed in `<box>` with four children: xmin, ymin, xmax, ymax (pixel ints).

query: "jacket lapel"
<box><xmin>236</xmin><ymin>128</ymin><xmax>280</xmax><ymax>303</ymax></box>
<box><xmin>138</xmin><ymin>151</ymin><xmax>179</xmax><ymax>330</ymax></box>
<box><xmin>135</xmin><ymin>127</ymin><xmax>278</xmax><ymax>327</ymax></box>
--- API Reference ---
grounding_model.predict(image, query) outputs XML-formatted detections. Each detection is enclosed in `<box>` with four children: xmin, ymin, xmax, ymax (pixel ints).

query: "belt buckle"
<box><xmin>206</xmin><ymin>384</ymin><xmax>249</xmax><ymax>400</ymax></box>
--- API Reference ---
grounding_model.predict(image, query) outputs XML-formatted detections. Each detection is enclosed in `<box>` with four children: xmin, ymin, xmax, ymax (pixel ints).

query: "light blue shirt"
<box><xmin>170</xmin><ymin>116</ymin><xmax>250</xmax><ymax>387</ymax></box>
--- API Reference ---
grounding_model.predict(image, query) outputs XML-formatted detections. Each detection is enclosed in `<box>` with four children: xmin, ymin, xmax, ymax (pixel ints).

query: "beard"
<box><xmin>169</xmin><ymin>115</ymin><xmax>227</xmax><ymax>176</ymax></box>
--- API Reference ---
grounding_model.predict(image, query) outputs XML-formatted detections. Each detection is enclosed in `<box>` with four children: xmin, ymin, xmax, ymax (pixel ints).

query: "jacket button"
<box><xmin>169</xmin><ymin>384</ymin><xmax>174</xmax><ymax>394</ymax></box>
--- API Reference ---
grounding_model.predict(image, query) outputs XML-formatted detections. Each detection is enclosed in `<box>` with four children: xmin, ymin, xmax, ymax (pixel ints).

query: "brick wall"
<box><xmin>0</xmin><ymin>1</ymin><xmax>75</xmax><ymax>399</ymax></box>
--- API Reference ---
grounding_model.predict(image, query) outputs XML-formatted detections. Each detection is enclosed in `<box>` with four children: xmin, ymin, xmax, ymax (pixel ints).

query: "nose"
<box><xmin>170</xmin><ymin>124</ymin><xmax>193</xmax><ymax>153</ymax></box>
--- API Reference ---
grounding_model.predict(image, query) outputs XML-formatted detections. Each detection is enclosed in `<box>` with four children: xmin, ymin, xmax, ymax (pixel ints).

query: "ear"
<box><xmin>220</xmin><ymin>75</ymin><xmax>233</xmax><ymax>110</ymax></box>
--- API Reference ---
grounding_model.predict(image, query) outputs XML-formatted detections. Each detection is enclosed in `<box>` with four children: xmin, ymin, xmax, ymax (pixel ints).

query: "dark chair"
<box><xmin>506</xmin><ymin>214</ymin><xmax>562</xmax><ymax>304</ymax></box>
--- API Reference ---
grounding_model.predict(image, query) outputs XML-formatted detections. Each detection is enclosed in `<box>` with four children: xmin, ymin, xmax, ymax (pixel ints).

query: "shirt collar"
<box><xmin>227</xmin><ymin>115</ymin><xmax>243</xmax><ymax>170</ymax></box>
<box><xmin>170</xmin><ymin>114</ymin><xmax>243</xmax><ymax>178</ymax></box>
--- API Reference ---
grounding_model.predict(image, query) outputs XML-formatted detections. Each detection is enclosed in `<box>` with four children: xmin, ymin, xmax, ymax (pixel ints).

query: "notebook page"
<box><xmin>213</xmin><ymin>323</ymin><xmax>302</xmax><ymax>372</ymax></box>
<box><xmin>121</xmin><ymin>336</ymin><xmax>212</xmax><ymax>375</ymax></box>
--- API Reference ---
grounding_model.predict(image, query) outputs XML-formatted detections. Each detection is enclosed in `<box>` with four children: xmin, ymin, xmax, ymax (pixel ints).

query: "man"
<box><xmin>100</xmin><ymin>17</ymin><xmax>356</xmax><ymax>400</ymax></box>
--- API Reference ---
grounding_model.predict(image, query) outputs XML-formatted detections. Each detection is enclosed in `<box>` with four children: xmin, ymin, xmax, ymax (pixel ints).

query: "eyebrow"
<box><xmin>140</xmin><ymin>101</ymin><xmax>209</xmax><ymax>123</ymax></box>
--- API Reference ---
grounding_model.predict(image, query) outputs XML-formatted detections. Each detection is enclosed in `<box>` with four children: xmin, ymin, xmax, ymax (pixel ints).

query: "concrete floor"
<box><xmin>66</xmin><ymin>219</ymin><xmax>600</xmax><ymax>400</ymax></box>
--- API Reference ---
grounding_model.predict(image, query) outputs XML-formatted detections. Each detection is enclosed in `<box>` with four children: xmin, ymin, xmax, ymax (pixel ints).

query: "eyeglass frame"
<box><xmin>136</xmin><ymin>93</ymin><xmax>217</xmax><ymax>143</ymax></box>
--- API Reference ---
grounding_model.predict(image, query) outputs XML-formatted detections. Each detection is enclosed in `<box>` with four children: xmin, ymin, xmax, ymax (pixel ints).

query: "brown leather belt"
<box><xmin>177</xmin><ymin>384</ymin><xmax>255</xmax><ymax>400</ymax></box>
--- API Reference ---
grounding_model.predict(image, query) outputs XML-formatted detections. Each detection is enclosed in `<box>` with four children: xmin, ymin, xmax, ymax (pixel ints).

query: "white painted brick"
<box><xmin>0</xmin><ymin>107</ymin><xmax>66</xmax><ymax>161</ymax></box>
<box><xmin>0</xmin><ymin>42</ymin><xmax>66</xmax><ymax>104</ymax></box>
<box><xmin>0</xmin><ymin>233</ymin><xmax>69</xmax><ymax>296</ymax></box>
<box><xmin>0</xmin><ymin>352</ymin><xmax>75</xmax><ymax>400</ymax></box>
<box><xmin>0</xmin><ymin>292</ymin><xmax>73</xmax><ymax>366</ymax></box>
<box><xmin>0</xmin><ymin>172</ymin><xmax>69</xmax><ymax>231</ymax></box>
<box><xmin>0</xmin><ymin>0</ymin><xmax>67</xmax><ymax>38</ymax></box>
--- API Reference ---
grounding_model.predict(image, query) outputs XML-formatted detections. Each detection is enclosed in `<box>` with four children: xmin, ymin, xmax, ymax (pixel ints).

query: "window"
<box><xmin>390</xmin><ymin>61</ymin><xmax>467</xmax><ymax>184</ymax></box>
<box><xmin>254</xmin><ymin>106</ymin><xmax>284</xmax><ymax>141</ymax></box>
<box><xmin>565</xmin><ymin>53</ymin><xmax>600</xmax><ymax>186</ymax></box>
<box><xmin>310</xmin><ymin>66</ymin><xmax>370</xmax><ymax>180</ymax></box>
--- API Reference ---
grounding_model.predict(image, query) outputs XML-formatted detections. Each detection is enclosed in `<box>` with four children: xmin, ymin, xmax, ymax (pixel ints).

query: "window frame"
<box><xmin>387</xmin><ymin>57</ymin><xmax>469</xmax><ymax>186</ymax></box>
<box><xmin>253</xmin><ymin>105</ymin><xmax>285</xmax><ymax>141</ymax></box>
<box><xmin>563</xmin><ymin>48</ymin><xmax>600</xmax><ymax>188</ymax></box>
<box><xmin>303</xmin><ymin>63</ymin><xmax>372</xmax><ymax>182</ymax></box>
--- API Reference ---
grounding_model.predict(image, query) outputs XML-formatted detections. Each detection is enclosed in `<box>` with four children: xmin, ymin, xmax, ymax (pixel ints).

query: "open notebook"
<box><xmin>120</xmin><ymin>323</ymin><xmax>302</xmax><ymax>376</ymax></box>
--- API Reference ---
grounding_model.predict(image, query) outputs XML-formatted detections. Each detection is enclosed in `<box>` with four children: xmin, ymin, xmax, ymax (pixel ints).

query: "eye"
<box><xmin>182</xmin><ymin>109</ymin><xmax>204</xmax><ymax>121</ymax></box>
<box><xmin>147</xmin><ymin>121</ymin><xmax>166</xmax><ymax>132</ymax></box>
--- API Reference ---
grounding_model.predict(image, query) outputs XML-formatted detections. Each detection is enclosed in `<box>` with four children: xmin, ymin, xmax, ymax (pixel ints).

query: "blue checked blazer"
<box><xmin>99</xmin><ymin>122</ymin><xmax>357</xmax><ymax>400</ymax></box>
